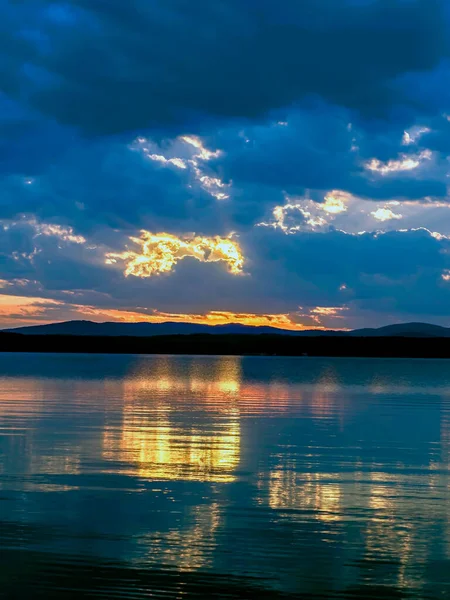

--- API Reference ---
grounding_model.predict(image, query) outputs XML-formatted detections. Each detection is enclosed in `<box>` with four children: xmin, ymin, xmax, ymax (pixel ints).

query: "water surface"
<box><xmin>2</xmin><ymin>353</ymin><xmax>450</xmax><ymax>598</ymax></box>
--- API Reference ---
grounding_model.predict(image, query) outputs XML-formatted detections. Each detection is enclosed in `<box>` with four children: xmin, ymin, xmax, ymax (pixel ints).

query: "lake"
<box><xmin>1</xmin><ymin>353</ymin><xmax>450</xmax><ymax>599</ymax></box>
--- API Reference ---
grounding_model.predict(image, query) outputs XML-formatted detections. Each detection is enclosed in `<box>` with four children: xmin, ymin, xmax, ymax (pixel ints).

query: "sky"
<box><xmin>2</xmin><ymin>0</ymin><xmax>450</xmax><ymax>331</ymax></box>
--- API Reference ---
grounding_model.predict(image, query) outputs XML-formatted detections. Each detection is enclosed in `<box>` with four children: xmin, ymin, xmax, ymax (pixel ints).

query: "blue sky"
<box><xmin>2</xmin><ymin>0</ymin><xmax>450</xmax><ymax>330</ymax></box>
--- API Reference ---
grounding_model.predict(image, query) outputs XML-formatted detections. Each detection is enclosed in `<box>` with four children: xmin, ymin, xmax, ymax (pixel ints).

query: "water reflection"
<box><xmin>2</xmin><ymin>354</ymin><xmax>450</xmax><ymax>598</ymax></box>
<box><xmin>138</xmin><ymin>502</ymin><xmax>221</xmax><ymax>572</ymax></box>
<box><xmin>102</xmin><ymin>356</ymin><xmax>241</xmax><ymax>482</ymax></box>
<box><xmin>102</xmin><ymin>407</ymin><xmax>240</xmax><ymax>483</ymax></box>
<box><xmin>122</xmin><ymin>355</ymin><xmax>243</xmax><ymax>395</ymax></box>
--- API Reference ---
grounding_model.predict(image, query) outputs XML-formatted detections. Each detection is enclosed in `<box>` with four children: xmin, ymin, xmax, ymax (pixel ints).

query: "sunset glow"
<box><xmin>0</xmin><ymin>293</ymin><xmax>340</xmax><ymax>331</ymax></box>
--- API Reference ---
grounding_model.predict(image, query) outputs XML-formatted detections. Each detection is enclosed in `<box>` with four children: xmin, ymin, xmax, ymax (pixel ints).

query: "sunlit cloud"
<box><xmin>365</xmin><ymin>150</ymin><xmax>432</xmax><ymax>175</ymax></box>
<box><xmin>310</xmin><ymin>306</ymin><xmax>348</xmax><ymax>317</ymax></box>
<box><xmin>320</xmin><ymin>192</ymin><xmax>349</xmax><ymax>214</ymax></box>
<box><xmin>0</xmin><ymin>294</ymin><xmax>63</xmax><ymax>327</ymax></box>
<box><xmin>259</xmin><ymin>191</ymin><xmax>351</xmax><ymax>234</ymax></box>
<box><xmin>181</xmin><ymin>135</ymin><xmax>230</xmax><ymax>200</ymax></box>
<box><xmin>3</xmin><ymin>217</ymin><xmax>86</xmax><ymax>245</ymax></box>
<box><xmin>258</xmin><ymin>202</ymin><xmax>320</xmax><ymax>234</ymax></box>
<box><xmin>11</xmin><ymin>247</ymin><xmax>41</xmax><ymax>263</ymax></box>
<box><xmin>371</xmin><ymin>207</ymin><xmax>403</xmax><ymax>222</ymax></box>
<box><xmin>0</xmin><ymin>278</ymin><xmax>34</xmax><ymax>289</ymax></box>
<box><xmin>429</xmin><ymin>230</ymin><xmax>450</xmax><ymax>241</ymax></box>
<box><xmin>132</xmin><ymin>137</ymin><xmax>188</xmax><ymax>169</ymax></box>
<box><xmin>146</xmin><ymin>152</ymin><xmax>187</xmax><ymax>169</ymax></box>
<box><xmin>180</xmin><ymin>135</ymin><xmax>222</xmax><ymax>161</ymax></box>
<box><xmin>402</xmin><ymin>126</ymin><xmax>431</xmax><ymax>146</ymax></box>
<box><xmin>22</xmin><ymin>218</ymin><xmax>86</xmax><ymax>244</ymax></box>
<box><xmin>259</xmin><ymin>188</ymin><xmax>450</xmax><ymax>240</ymax></box>
<box><xmin>193</xmin><ymin>172</ymin><xmax>230</xmax><ymax>200</ymax></box>
<box><xmin>105</xmin><ymin>231</ymin><xmax>244</xmax><ymax>277</ymax></box>
<box><xmin>305</xmin><ymin>215</ymin><xmax>328</xmax><ymax>228</ymax></box>
<box><xmin>83</xmin><ymin>308</ymin><xmax>315</xmax><ymax>330</ymax></box>
<box><xmin>132</xmin><ymin>135</ymin><xmax>230</xmax><ymax>200</ymax></box>
<box><xmin>33</xmin><ymin>222</ymin><xmax>86</xmax><ymax>244</ymax></box>
<box><xmin>271</xmin><ymin>202</ymin><xmax>304</xmax><ymax>232</ymax></box>
<box><xmin>259</xmin><ymin>201</ymin><xmax>323</xmax><ymax>234</ymax></box>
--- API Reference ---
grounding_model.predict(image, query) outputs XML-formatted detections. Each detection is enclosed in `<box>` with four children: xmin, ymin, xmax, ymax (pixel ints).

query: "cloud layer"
<box><xmin>2</xmin><ymin>0</ymin><xmax>450</xmax><ymax>329</ymax></box>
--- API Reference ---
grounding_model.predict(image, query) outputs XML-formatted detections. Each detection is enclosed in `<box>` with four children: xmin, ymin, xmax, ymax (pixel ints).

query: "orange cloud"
<box><xmin>76</xmin><ymin>307</ymin><xmax>321</xmax><ymax>330</ymax></box>
<box><xmin>0</xmin><ymin>294</ymin><xmax>63</xmax><ymax>327</ymax></box>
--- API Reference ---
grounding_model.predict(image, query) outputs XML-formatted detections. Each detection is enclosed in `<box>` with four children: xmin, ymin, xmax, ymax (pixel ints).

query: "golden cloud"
<box><xmin>0</xmin><ymin>294</ymin><xmax>63</xmax><ymax>327</ymax></box>
<box><xmin>310</xmin><ymin>306</ymin><xmax>348</xmax><ymax>317</ymax></box>
<box><xmin>55</xmin><ymin>307</ymin><xmax>331</xmax><ymax>331</ymax></box>
<box><xmin>320</xmin><ymin>192</ymin><xmax>349</xmax><ymax>214</ymax></box>
<box><xmin>105</xmin><ymin>231</ymin><xmax>244</xmax><ymax>277</ymax></box>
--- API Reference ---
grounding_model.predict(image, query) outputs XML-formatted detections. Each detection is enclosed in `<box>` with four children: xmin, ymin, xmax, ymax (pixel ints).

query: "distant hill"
<box><xmin>3</xmin><ymin>319</ymin><xmax>450</xmax><ymax>338</ymax></box>
<box><xmin>2</xmin><ymin>320</ymin><xmax>325</xmax><ymax>337</ymax></box>
<box><xmin>350</xmin><ymin>322</ymin><xmax>450</xmax><ymax>338</ymax></box>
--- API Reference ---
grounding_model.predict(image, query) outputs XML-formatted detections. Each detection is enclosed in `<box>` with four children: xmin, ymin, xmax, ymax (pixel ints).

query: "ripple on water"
<box><xmin>1</xmin><ymin>354</ymin><xmax>450</xmax><ymax>598</ymax></box>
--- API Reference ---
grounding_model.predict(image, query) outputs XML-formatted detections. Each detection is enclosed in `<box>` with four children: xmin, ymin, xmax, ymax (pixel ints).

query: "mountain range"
<box><xmin>4</xmin><ymin>320</ymin><xmax>450</xmax><ymax>338</ymax></box>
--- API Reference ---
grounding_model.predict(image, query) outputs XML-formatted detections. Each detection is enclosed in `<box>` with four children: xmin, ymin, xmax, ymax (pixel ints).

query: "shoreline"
<box><xmin>1</xmin><ymin>332</ymin><xmax>450</xmax><ymax>359</ymax></box>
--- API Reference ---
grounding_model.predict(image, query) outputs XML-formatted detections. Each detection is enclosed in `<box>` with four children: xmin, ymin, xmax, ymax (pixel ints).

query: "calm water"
<box><xmin>2</xmin><ymin>354</ymin><xmax>450</xmax><ymax>599</ymax></box>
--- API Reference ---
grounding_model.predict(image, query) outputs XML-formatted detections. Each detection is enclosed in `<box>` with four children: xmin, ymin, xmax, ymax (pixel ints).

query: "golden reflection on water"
<box><xmin>102</xmin><ymin>356</ymin><xmax>242</xmax><ymax>482</ymax></box>
<box><xmin>264</xmin><ymin>468</ymin><xmax>342</xmax><ymax>523</ymax></box>
<box><xmin>261</xmin><ymin>462</ymin><xmax>441</xmax><ymax>592</ymax></box>
<box><xmin>0</xmin><ymin>378</ymin><xmax>48</xmax><ymax>416</ymax></box>
<box><xmin>139</xmin><ymin>502</ymin><xmax>221</xmax><ymax>572</ymax></box>
<box><xmin>5</xmin><ymin>355</ymin><xmax>450</xmax><ymax>595</ymax></box>
<box><xmin>103</xmin><ymin>410</ymin><xmax>240</xmax><ymax>483</ymax></box>
<box><xmin>121</xmin><ymin>355</ymin><xmax>243</xmax><ymax>396</ymax></box>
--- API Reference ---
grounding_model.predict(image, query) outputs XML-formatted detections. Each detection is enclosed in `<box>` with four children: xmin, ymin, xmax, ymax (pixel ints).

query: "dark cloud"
<box><xmin>0</xmin><ymin>137</ymin><xmax>231</xmax><ymax>235</ymax></box>
<box><xmin>0</xmin><ymin>0</ymin><xmax>447</xmax><ymax>136</ymax></box>
<box><xmin>215</xmin><ymin>106</ymin><xmax>447</xmax><ymax>206</ymax></box>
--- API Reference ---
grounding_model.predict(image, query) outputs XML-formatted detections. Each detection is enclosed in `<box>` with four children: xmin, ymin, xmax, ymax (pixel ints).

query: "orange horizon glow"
<box><xmin>0</xmin><ymin>293</ymin><xmax>350</xmax><ymax>331</ymax></box>
<box><xmin>80</xmin><ymin>307</ymin><xmax>328</xmax><ymax>330</ymax></box>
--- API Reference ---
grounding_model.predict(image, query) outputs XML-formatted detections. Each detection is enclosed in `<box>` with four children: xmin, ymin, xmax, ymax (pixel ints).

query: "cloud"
<box><xmin>4</xmin><ymin>218</ymin><xmax>450</xmax><ymax>328</ymax></box>
<box><xmin>0</xmin><ymin>294</ymin><xmax>64</xmax><ymax>328</ymax></box>
<box><xmin>218</xmin><ymin>107</ymin><xmax>448</xmax><ymax>204</ymax></box>
<box><xmin>106</xmin><ymin>231</ymin><xmax>244</xmax><ymax>277</ymax></box>
<box><xmin>402</xmin><ymin>126</ymin><xmax>431</xmax><ymax>146</ymax></box>
<box><xmin>371</xmin><ymin>208</ymin><xmax>403</xmax><ymax>222</ymax></box>
<box><xmin>132</xmin><ymin>134</ymin><xmax>230</xmax><ymax>200</ymax></box>
<box><xmin>0</xmin><ymin>136</ymin><xmax>229</xmax><ymax>235</ymax></box>
<box><xmin>1</xmin><ymin>0</ymin><xmax>450</xmax><ymax>331</ymax></box>
<box><xmin>257</xmin><ymin>191</ymin><xmax>450</xmax><ymax>235</ymax></box>
<box><xmin>1</xmin><ymin>0</ymin><xmax>448</xmax><ymax>136</ymax></box>
<box><xmin>26</xmin><ymin>218</ymin><xmax>86</xmax><ymax>244</ymax></box>
<box><xmin>364</xmin><ymin>150</ymin><xmax>432</xmax><ymax>175</ymax></box>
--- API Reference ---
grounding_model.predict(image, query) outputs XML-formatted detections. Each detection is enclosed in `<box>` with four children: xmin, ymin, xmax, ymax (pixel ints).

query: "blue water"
<box><xmin>1</xmin><ymin>353</ymin><xmax>450</xmax><ymax>598</ymax></box>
